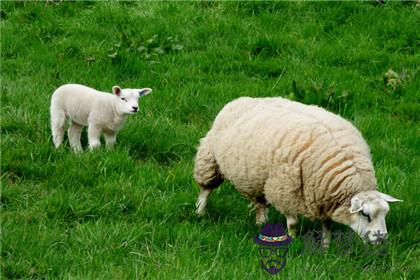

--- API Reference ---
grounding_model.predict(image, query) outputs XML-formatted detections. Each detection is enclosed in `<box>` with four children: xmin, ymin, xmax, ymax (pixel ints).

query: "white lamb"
<box><xmin>194</xmin><ymin>97</ymin><xmax>402</xmax><ymax>247</ymax></box>
<box><xmin>50</xmin><ymin>84</ymin><xmax>152</xmax><ymax>152</ymax></box>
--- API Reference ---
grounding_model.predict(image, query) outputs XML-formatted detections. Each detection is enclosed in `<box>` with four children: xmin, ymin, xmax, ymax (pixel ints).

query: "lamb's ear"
<box><xmin>376</xmin><ymin>191</ymin><xmax>403</xmax><ymax>203</ymax></box>
<box><xmin>349</xmin><ymin>197</ymin><xmax>363</xmax><ymax>213</ymax></box>
<box><xmin>112</xmin><ymin>86</ymin><xmax>122</xmax><ymax>96</ymax></box>
<box><xmin>138</xmin><ymin>88</ymin><xmax>152</xmax><ymax>97</ymax></box>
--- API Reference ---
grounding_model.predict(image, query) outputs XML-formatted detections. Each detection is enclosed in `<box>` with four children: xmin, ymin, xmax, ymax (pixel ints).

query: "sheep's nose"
<box><xmin>372</xmin><ymin>231</ymin><xmax>388</xmax><ymax>244</ymax></box>
<box><xmin>132</xmin><ymin>106</ymin><xmax>138</xmax><ymax>111</ymax></box>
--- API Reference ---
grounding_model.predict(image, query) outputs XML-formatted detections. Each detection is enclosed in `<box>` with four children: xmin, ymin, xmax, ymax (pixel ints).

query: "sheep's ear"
<box><xmin>349</xmin><ymin>198</ymin><xmax>363</xmax><ymax>213</ymax></box>
<box><xmin>112</xmin><ymin>86</ymin><xmax>122</xmax><ymax>96</ymax></box>
<box><xmin>376</xmin><ymin>191</ymin><xmax>403</xmax><ymax>203</ymax></box>
<box><xmin>138</xmin><ymin>88</ymin><xmax>152</xmax><ymax>97</ymax></box>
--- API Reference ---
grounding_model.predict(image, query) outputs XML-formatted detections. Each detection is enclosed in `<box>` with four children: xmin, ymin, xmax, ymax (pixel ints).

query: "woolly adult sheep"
<box><xmin>194</xmin><ymin>97</ymin><xmax>402</xmax><ymax>247</ymax></box>
<box><xmin>50</xmin><ymin>84</ymin><xmax>152</xmax><ymax>152</ymax></box>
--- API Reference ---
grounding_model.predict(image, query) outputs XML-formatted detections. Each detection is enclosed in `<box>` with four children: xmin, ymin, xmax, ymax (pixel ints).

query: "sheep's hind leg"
<box><xmin>196</xmin><ymin>188</ymin><xmax>212</xmax><ymax>217</ymax></box>
<box><xmin>68</xmin><ymin>121</ymin><xmax>83</xmax><ymax>152</ymax></box>
<box><xmin>51</xmin><ymin>109</ymin><xmax>66</xmax><ymax>148</ymax></box>
<box><xmin>195</xmin><ymin>174</ymin><xmax>223</xmax><ymax>217</ymax></box>
<box><xmin>194</xmin><ymin>138</ymin><xmax>224</xmax><ymax>217</ymax></box>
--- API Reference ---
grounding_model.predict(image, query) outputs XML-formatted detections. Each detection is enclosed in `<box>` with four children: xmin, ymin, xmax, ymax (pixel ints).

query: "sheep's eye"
<box><xmin>121</xmin><ymin>98</ymin><xmax>127</xmax><ymax>102</ymax></box>
<box><xmin>361</xmin><ymin>211</ymin><xmax>371</xmax><ymax>222</ymax></box>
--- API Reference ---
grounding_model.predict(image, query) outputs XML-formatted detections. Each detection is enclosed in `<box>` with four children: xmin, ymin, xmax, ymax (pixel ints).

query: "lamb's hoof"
<box><xmin>72</xmin><ymin>147</ymin><xmax>83</xmax><ymax>153</ymax></box>
<box><xmin>194</xmin><ymin>212</ymin><xmax>205</xmax><ymax>223</ymax></box>
<box><xmin>195</xmin><ymin>208</ymin><xmax>205</xmax><ymax>217</ymax></box>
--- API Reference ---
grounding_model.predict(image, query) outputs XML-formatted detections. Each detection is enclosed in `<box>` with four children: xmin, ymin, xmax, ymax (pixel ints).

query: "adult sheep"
<box><xmin>194</xmin><ymin>97</ymin><xmax>402</xmax><ymax>247</ymax></box>
<box><xmin>50</xmin><ymin>84</ymin><xmax>152</xmax><ymax>152</ymax></box>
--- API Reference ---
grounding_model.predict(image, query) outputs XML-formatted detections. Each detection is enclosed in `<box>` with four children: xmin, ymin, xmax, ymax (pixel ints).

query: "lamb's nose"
<box><xmin>132</xmin><ymin>106</ymin><xmax>138</xmax><ymax>111</ymax></box>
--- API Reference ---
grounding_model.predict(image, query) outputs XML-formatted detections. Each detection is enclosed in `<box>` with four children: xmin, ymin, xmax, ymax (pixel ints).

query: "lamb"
<box><xmin>194</xmin><ymin>97</ymin><xmax>402</xmax><ymax>247</ymax></box>
<box><xmin>50</xmin><ymin>84</ymin><xmax>152</xmax><ymax>152</ymax></box>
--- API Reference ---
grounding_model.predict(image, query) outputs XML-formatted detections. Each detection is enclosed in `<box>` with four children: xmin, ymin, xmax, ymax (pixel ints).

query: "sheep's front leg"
<box><xmin>321</xmin><ymin>220</ymin><xmax>332</xmax><ymax>249</ymax></box>
<box><xmin>255</xmin><ymin>204</ymin><xmax>269</xmax><ymax>226</ymax></box>
<box><xmin>104</xmin><ymin>131</ymin><xmax>117</xmax><ymax>149</ymax></box>
<box><xmin>285</xmin><ymin>214</ymin><xmax>298</xmax><ymax>237</ymax></box>
<box><xmin>253</xmin><ymin>195</ymin><xmax>269</xmax><ymax>226</ymax></box>
<box><xmin>88</xmin><ymin>125</ymin><xmax>102</xmax><ymax>150</ymax></box>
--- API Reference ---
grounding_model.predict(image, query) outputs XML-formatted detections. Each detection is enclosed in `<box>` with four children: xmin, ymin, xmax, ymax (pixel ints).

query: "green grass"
<box><xmin>1</xmin><ymin>1</ymin><xmax>419</xmax><ymax>279</ymax></box>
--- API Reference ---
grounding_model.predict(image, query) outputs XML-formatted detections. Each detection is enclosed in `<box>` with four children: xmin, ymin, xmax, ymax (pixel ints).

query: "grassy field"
<box><xmin>1</xmin><ymin>1</ymin><xmax>419</xmax><ymax>279</ymax></box>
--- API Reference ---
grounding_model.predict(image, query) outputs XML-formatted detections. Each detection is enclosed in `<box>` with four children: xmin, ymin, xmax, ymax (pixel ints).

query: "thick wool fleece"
<box><xmin>194</xmin><ymin>97</ymin><xmax>377</xmax><ymax>220</ymax></box>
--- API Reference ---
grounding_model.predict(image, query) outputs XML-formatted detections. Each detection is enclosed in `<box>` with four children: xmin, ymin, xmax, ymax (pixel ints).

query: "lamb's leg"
<box><xmin>68</xmin><ymin>121</ymin><xmax>83</xmax><ymax>152</ymax></box>
<box><xmin>321</xmin><ymin>220</ymin><xmax>332</xmax><ymax>249</ymax></box>
<box><xmin>104</xmin><ymin>131</ymin><xmax>117</xmax><ymax>149</ymax></box>
<box><xmin>285</xmin><ymin>214</ymin><xmax>298</xmax><ymax>237</ymax></box>
<box><xmin>194</xmin><ymin>138</ymin><xmax>224</xmax><ymax>216</ymax></box>
<box><xmin>87</xmin><ymin>124</ymin><xmax>102</xmax><ymax>150</ymax></box>
<box><xmin>51</xmin><ymin>108</ymin><xmax>66</xmax><ymax>148</ymax></box>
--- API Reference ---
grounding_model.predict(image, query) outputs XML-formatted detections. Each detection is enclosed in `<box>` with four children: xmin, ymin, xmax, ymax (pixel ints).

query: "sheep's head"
<box><xmin>347</xmin><ymin>191</ymin><xmax>402</xmax><ymax>244</ymax></box>
<box><xmin>112</xmin><ymin>86</ymin><xmax>152</xmax><ymax>115</ymax></box>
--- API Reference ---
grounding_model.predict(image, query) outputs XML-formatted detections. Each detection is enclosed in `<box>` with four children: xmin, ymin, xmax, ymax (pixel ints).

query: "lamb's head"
<box><xmin>112</xmin><ymin>86</ymin><xmax>152</xmax><ymax>115</ymax></box>
<box><xmin>347</xmin><ymin>191</ymin><xmax>402</xmax><ymax>244</ymax></box>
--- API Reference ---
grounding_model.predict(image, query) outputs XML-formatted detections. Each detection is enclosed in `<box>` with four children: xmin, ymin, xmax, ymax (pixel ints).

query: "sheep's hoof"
<box><xmin>322</xmin><ymin>240</ymin><xmax>330</xmax><ymax>250</ymax></box>
<box><xmin>255</xmin><ymin>215</ymin><xmax>268</xmax><ymax>227</ymax></box>
<box><xmin>287</xmin><ymin>229</ymin><xmax>297</xmax><ymax>238</ymax></box>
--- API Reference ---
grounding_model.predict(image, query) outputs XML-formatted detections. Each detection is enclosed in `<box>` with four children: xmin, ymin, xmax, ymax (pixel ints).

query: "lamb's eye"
<box><xmin>121</xmin><ymin>98</ymin><xmax>127</xmax><ymax>102</ymax></box>
<box><xmin>361</xmin><ymin>211</ymin><xmax>371</xmax><ymax>222</ymax></box>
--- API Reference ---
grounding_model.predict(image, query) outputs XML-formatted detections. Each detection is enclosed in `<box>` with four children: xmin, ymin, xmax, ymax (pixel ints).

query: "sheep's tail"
<box><xmin>194</xmin><ymin>136</ymin><xmax>223</xmax><ymax>189</ymax></box>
